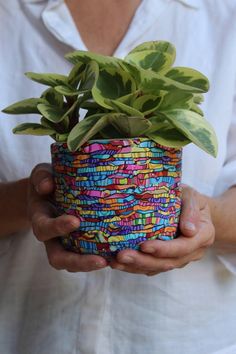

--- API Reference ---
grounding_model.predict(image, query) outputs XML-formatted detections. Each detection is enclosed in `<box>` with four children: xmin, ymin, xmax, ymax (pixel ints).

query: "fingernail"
<box><xmin>121</xmin><ymin>256</ymin><xmax>133</xmax><ymax>264</ymax></box>
<box><xmin>184</xmin><ymin>221</ymin><xmax>196</xmax><ymax>232</ymax></box>
<box><xmin>95</xmin><ymin>262</ymin><xmax>105</xmax><ymax>268</ymax></box>
<box><xmin>36</xmin><ymin>178</ymin><xmax>50</xmax><ymax>193</ymax></box>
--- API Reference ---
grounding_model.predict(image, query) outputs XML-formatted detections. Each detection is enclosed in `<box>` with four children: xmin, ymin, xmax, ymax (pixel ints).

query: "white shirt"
<box><xmin>1</xmin><ymin>1</ymin><xmax>236</xmax><ymax>353</ymax></box>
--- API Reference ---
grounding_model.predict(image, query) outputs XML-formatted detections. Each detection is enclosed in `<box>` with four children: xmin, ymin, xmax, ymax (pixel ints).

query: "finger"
<box><xmin>111</xmin><ymin>250</ymin><xmax>174</xmax><ymax>274</ymax></box>
<box><xmin>179</xmin><ymin>185</ymin><xmax>200</xmax><ymax>236</ymax></box>
<box><xmin>30</xmin><ymin>163</ymin><xmax>54</xmax><ymax>195</ymax></box>
<box><xmin>140</xmin><ymin>237</ymin><xmax>200</xmax><ymax>258</ymax></box>
<box><xmin>111</xmin><ymin>247</ymin><xmax>205</xmax><ymax>275</ymax></box>
<box><xmin>45</xmin><ymin>238</ymin><xmax>108</xmax><ymax>272</ymax></box>
<box><xmin>32</xmin><ymin>209</ymin><xmax>80</xmax><ymax>242</ymax></box>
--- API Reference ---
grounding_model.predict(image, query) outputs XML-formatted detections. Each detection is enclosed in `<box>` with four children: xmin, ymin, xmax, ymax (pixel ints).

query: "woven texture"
<box><xmin>51</xmin><ymin>138</ymin><xmax>182</xmax><ymax>257</ymax></box>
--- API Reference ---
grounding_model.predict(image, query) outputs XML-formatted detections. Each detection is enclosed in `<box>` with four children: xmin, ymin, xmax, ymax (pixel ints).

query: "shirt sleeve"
<box><xmin>214</xmin><ymin>82</ymin><xmax>236</xmax><ymax>274</ymax></box>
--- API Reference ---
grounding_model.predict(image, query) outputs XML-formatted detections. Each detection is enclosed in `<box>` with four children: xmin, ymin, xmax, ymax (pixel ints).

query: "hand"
<box><xmin>110</xmin><ymin>185</ymin><xmax>215</xmax><ymax>276</ymax></box>
<box><xmin>28</xmin><ymin>163</ymin><xmax>108</xmax><ymax>272</ymax></box>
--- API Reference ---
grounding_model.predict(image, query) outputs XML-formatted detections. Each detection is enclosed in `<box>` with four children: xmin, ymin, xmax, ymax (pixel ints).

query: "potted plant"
<box><xmin>2</xmin><ymin>41</ymin><xmax>217</xmax><ymax>258</ymax></box>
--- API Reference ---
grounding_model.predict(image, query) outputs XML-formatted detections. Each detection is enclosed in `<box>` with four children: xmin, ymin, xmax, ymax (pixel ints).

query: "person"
<box><xmin>0</xmin><ymin>0</ymin><xmax>236</xmax><ymax>353</ymax></box>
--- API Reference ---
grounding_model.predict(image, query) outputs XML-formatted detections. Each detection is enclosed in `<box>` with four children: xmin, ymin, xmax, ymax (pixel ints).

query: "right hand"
<box><xmin>28</xmin><ymin>163</ymin><xmax>108</xmax><ymax>272</ymax></box>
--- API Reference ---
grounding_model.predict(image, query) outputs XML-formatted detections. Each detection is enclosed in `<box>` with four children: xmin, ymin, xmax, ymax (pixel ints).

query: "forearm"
<box><xmin>207</xmin><ymin>187</ymin><xmax>236</xmax><ymax>245</ymax></box>
<box><xmin>0</xmin><ymin>178</ymin><xmax>31</xmax><ymax>238</ymax></box>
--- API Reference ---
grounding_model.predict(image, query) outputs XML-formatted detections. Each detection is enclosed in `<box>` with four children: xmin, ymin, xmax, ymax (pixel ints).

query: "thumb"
<box><xmin>30</xmin><ymin>163</ymin><xmax>54</xmax><ymax>195</ymax></box>
<box><xmin>179</xmin><ymin>185</ymin><xmax>200</xmax><ymax>237</ymax></box>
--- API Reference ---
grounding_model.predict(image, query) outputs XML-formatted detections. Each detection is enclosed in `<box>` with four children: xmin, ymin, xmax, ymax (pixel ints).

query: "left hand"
<box><xmin>110</xmin><ymin>185</ymin><xmax>215</xmax><ymax>276</ymax></box>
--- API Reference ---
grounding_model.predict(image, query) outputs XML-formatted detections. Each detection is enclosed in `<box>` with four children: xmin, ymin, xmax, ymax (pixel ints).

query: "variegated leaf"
<box><xmin>13</xmin><ymin>123</ymin><xmax>55</xmax><ymax>135</ymax></box>
<box><xmin>65</xmin><ymin>50</ymin><xmax>121</xmax><ymax>69</ymax></box>
<box><xmin>124</xmin><ymin>50</ymin><xmax>175</xmax><ymax>73</ymax></box>
<box><xmin>25</xmin><ymin>72</ymin><xmax>68</xmax><ymax>87</ymax></box>
<box><xmin>109</xmin><ymin>114</ymin><xmax>152</xmax><ymax>137</ymax></box>
<box><xmin>146</xmin><ymin>117</ymin><xmax>190</xmax><ymax>148</ymax></box>
<box><xmin>190</xmin><ymin>101</ymin><xmax>204</xmax><ymax>116</ymax></box>
<box><xmin>68</xmin><ymin>61</ymin><xmax>86</xmax><ymax>87</ymax></box>
<box><xmin>140</xmin><ymin>67</ymin><xmax>204</xmax><ymax>93</ymax></box>
<box><xmin>117</xmin><ymin>91</ymin><xmax>140</xmax><ymax>105</ymax></box>
<box><xmin>162</xmin><ymin>109</ymin><xmax>218</xmax><ymax>157</ymax></box>
<box><xmin>105</xmin><ymin>99</ymin><xmax>143</xmax><ymax>117</ymax></box>
<box><xmin>133</xmin><ymin>95</ymin><xmax>162</xmax><ymax>115</ymax></box>
<box><xmin>2</xmin><ymin>98</ymin><xmax>46</xmax><ymax>114</ymax></box>
<box><xmin>54</xmin><ymin>85</ymin><xmax>80</xmax><ymax>96</ymax></box>
<box><xmin>67</xmin><ymin>114</ymin><xmax>107</xmax><ymax>151</ymax></box>
<box><xmin>164</xmin><ymin>67</ymin><xmax>209</xmax><ymax>93</ymax></box>
<box><xmin>37</xmin><ymin>103</ymin><xmax>67</xmax><ymax>123</ymax></box>
<box><xmin>157</xmin><ymin>91</ymin><xmax>193</xmax><ymax>111</ymax></box>
<box><xmin>41</xmin><ymin>88</ymin><xmax>64</xmax><ymax>108</ymax></box>
<box><xmin>55</xmin><ymin>133</ymin><xmax>69</xmax><ymax>142</ymax></box>
<box><xmin>126</xmin><ymin>41</ymin><xmax>176</xmax><ymax>57</ymax></box>
<box><xmin>92</xmin><ymin>67</ymin><xmax>136</xmax><ymax>109</ymax></box>
<box><xmin>79</xmin><ymin>61</ymin><xmax>99</xmax><ymax>91</ymax></box>
<box><xmin>193</xmin><ymin>93</ymin><xmax>204</xmax><ymax>104</ymax></box>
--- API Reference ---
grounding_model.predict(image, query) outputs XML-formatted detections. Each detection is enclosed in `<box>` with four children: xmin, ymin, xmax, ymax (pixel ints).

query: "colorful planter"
<box><xmin>51</xmin><ymin>138</ymin><xmax>182</xmax><ymax>258</ymax></box>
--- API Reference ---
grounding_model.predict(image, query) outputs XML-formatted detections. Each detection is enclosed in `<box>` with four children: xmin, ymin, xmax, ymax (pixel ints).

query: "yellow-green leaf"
<box><xmin>37</xmin><ymin>103</ymin><xmax>67</xmax><ymax>123</ymax></box>
<box><xmin>162</xmin><ymin>109</ymin><xmax>218</xmax><ymax>157</ymax></box>
<box><xmin>25</xmin><ymin>72</ymin><xmax>68</xmax><ymax>87</ymax></box>
<box><xmin>109</xmin><ymin>114</ymin><xmax>152</xmax><ymax>137</ymax></box>
<box><xmin>13</xmin><ymin>123</ymin><xmax>55</xmax><ymax>135</ymax></box>
<box><xmin>92</xmin><ymin>67</ymin><xmax>136</xmax><ymax>109</ymax></box>
<box><xmin>67</xmin><ymin>114</ymin><xmax>106</xmax><ymax>151</ymax></box>
<box><xmin>164</xmin><ymin>67</ymin><xmax>209</xmax><ymax>93</ymax></box>
<box><xmin>2</xmin><ymin>98</ymin><xmax>46</xmax><ymax>114</ymax></box>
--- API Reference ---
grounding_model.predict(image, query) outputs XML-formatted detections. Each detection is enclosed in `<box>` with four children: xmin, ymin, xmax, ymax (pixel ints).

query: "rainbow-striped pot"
<box><xmin>51</xmin><ymin>138</ymin><xmax>182</xmax><ymax>258</ymax></box>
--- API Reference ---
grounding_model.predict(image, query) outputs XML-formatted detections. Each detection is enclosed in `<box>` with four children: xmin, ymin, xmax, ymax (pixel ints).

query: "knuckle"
<box><xmin>31</xmin><ymin>218</ymin><xmax>45</xmax><ymax>242</ymax></box>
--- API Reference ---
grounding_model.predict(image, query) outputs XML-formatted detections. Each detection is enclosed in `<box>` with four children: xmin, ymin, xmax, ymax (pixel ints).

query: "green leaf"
<box><xmin>127</xmin><ymin>41</ymin><xmax>176</xmax><ymax>57</ymax></box>
<box><xmin>109</xmin><ymin>114</ymin><xmax>152</xmax><ymax>137</ymax></box>
<box><xmin>2</xmin><ymin>98</ymin><xmax>46</xmax><ymax>114</ymax></box>
<box><xmin>164</xmin><ymin>67</ymin><xmax>209</xmax><ymax>93</ymax></box>
<box><xmin>79</xmin><ymin>61</ymin><xmax>99</xmax><ymax>92</ymax></box>
<box><xmin>124</xmin><ymin>50</ymin><xmax>175</xmax><ymax>73</ymax></box>
<box><xmin>193</xmin><ymin>93</ymin><xmax>204</xmax><ymax>104</ymax></box>
<box><xmin>139</xmin><ymin>67</ymin><xmax>205</xmax><ymax>94</ymax></box>
<box><xmin>162</xmin><ymin>109</ymin><xmax>218</xmax><ymax>157</ymax></box>
<box><xmin>99</xmin><ymin>125</ymin><xmax>124</xmax><ymax>139</ymax></box>
<box><xmin>190</xmin><ymin>102</ymin><xmax>204</xmax><ymax>116</ymax></box>
<box><xmin>37</xmin><ymin>103</ymin><xmax>67</xmax><ymax>123</ymax></box>
<box><xmin>54</xmin><ymin>85</ymin><xmax>80</xmax><ymax>96</ymax></box>
<box><xmin>133</xmin><ymin>95</ymin><xmax>162</xmax><ymax>115</ymax></box>
<box><xmin>92</xmin><ymin>67</ymin><xmax>136</xmax><ymax>109</ymax></box>
<box><xmin>41</xmin><ymin>88</ymin><xmax>64</xmax><ymax>108</ymax></box>
<box><xmin>125</xmin><ymin>41</ymin><xmax>176</xmax><ymax>73</ymax></box>
<box><xmin>157</xmin><ymin>91</ymin><xmax>193</xmax><ymax>111</ymax></box>
<box><xmin>145</xmin><ymin>117</ymin><xmax>190</xmax><ymax>148</ymax></box>
<box><xmin>105</xmin><ymin>99</ymin><xmax>144</xmax><ymax>117</ymax></box>
<box><xmin>67</xmin><ymin>114</ymin><xmax>107</xmax><ymax>151</ymax></box>
<box><xmin>55</xmin><ymin>133</ymin><xmax>69</xmax><ymax>142</ymax></box>
<box><xmin>65</xmin><ymin>50</ymin><xmax>121</xmax><ymax>69</ymax></box>
<box><xmin>117</xmin><ymin>91</ymin><xmax>140</xmax><ymax>105</ymax></box>
<box><xmin>68</xmin><ymin>61</ymin><xmax>86</xmax><ymax>87</ymax></box>
<box><xmin>25</xmin><ymin>72</ymin><xmax>68</xmax><ymax>87</ymax></box>
<box><xmin>40</xmin><ymin>117</ymin><xmax>56</xmax><ymax>129</ymax></box>
<box><xmin>13</xmin><ymin>123</ymin><xmax>55</xmax><ymax>135</ymax></box>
